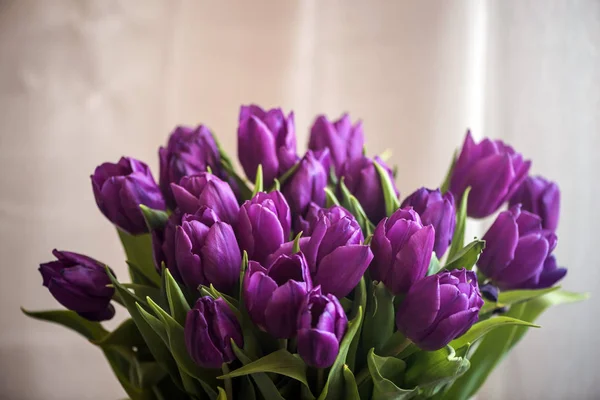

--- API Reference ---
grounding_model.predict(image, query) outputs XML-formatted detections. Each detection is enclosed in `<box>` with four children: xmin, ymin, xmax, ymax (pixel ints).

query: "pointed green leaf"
<box><xmin>367</xmin><ymin>348</ymin><xmax>416</xmax><ymax>400</ymax></box>
<box><xmin>92</xmin><ymin>318</ymin><xmax>145</xmax><ymax>348</ymax></box>
<box><xmin>164</xmin><ymin>269</ymin><xmax>191</xmax><ymax>325</ymax></box>
<box><xmin>450</xmin><ymin>316</ymin><xmax>539</xmax><ymax>349</ymax></box>
<box><xmin>136</xmin><ymin>303</ymin><xmax>169</xmax><ymax>343</ymax></box>
<box><xmin>139</xmin><ymin>205</ymin><xmax>169</xmax><ymax>231</ymax></box>
<box><xmin>339</xmin><ymin>178</ymin><xmax>375</xmax><ymax>235</ymax></box>
<box><xmin>480</xmin><ymin>286</ymin><xmax>561</xmax><ymax>314</ymax></box>
<box><xmin>324</xmin><ymin>187</ymin><xmax>341</xmax><ymax>207</ymax></box>
<box><xmin>373</xmin><ymin>159</ymin><xmax>400</xmax><ymax>217</ymax></box>
<box><xmin>404</xmin><ymin>345</ymin><xmax>470</xmax><ymax>393</ymax></box>
<box><xmin>215</xmin><ymin>137</ymin><xmax>253</xmax><ymax>201</ymax></box>
<box><xmin>444</xmin><ymin>239</ymin><xmax>485</xmax><ymax>271</ymax></box>
<box><xmin>347</xmin><ymin>277</ymin><xmax>367</xmax><ymax>370</ymax></box>
<box><xmin>446</xmin><ymin>187</ymin><xmax>471</xmax><ymax>261</ymax></box>
<box><xmin>440</xmin><ymin>150</ymin><xmax>458</xmax><ymax>194</ymax></box>
<box><xmin>252</xmin><ymin>164</ymin><xmax>264</xmax><ymax>197</ymax></box>
<box><xmin>117</xmin><ymin>283</ymin><xmax>162</xmax><ymax>302</ymax></box>
<box><xmin>275</xmin><ymin>161</ymin><xmax>301</xmax><ymax>188</ymax></box>
<box><xmin>230</xmin><ymin>341</ymin><xmax>285</xmax><ymax>400</ymax></box>
<box><xmin>427</xmin><ymin>253</ymin><xmax>442</xmax><ymax>276</ymax></box>
<box><xmin>362</xmin><ymin>282</ymin><xmax>395</xmax><ymax>354</ymax></box>
<box><xmin>21</xmin><ymin>308</ymin><xmax>108</xmax><ymax>340</ymax></box>
<box><xmin>216</xmin><ymin>387</ymin><xmax>227</xmax><ymax>400</ymax></box>
<box><xmin>271</xmin><ymin>178</ymin><xmax>281</xmax><ymax>192</ymax></box>
<box><xmin>118</xmin><ymin>229</ymin><xmax>160</xmax><ymax>287</ymax></box>
<box><xmin>293</xmin><ymin>231</ymin><xmax>303</xmax><ymax>253</ymax></box>
<box><xmin>343</xmin><ymin>366</ymin><xmax>361</xmax><ymax>400</ymax></box>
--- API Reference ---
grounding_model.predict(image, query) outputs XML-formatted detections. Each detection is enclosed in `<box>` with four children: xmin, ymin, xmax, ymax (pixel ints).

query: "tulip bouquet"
<box><xmin>24</xmin><ymin>105</ymin><xmax>586</xmax><ymax>400</ymax></box>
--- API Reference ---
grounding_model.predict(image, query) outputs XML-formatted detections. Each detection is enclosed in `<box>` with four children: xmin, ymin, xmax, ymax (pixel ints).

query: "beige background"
<box><xmin>0</xmin><ymin>1</ymin><xmax>598</xmax><ymax>399</ymax></box>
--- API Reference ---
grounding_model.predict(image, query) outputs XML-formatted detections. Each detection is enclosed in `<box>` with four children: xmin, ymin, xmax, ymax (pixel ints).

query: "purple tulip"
<box><xmin>295</xmin><ymin>204</ymin><xmax>355</xmax><ymax>237</ymax></box>
<box><xmin>396</xmin><ymin>269</ymin><xmax>483</xmax><ymax>351</ymax></box>
<box><xmin>509</xmin><ymin>176</ymin><xmax>560</xmax><ymax>231</ymax></box>
<box><xmin>268</xmin><ymin>208</ymin><xmax>371</xmax><ymax>298</ymax></box>
<box><xmin>151</xmin><ymin>210</ymin><xmax>182</xmax><ymax>276</ymax></box>
<box><xmin>297</xmin><ymin>288</ymin><xmax>348</xmax><ymax>368</ymax></box>
<box><xmin>171</xmin><ymin>173</ymin><xmax>239</xmax><ymax>225</ymax></box>
<box><xmin>237</xmin><ymin>191</ymin><xmax>292</xmax><ymax>264</ymax></box>
<box><xmin>238</xmin><ymin>105</ymin><xmax>298</xmax><ymax>187</ymax></box>
<box><xmin>341</xmin><ymin>156</ymin><xmax>399</xmax><ymax>223</ymax></box>
<box><xmin>478</xmin><ymin>204</ymin><xmax>565</xmax><ymax>290</ymax></box>
<box><xmin>370</xmin><ymin>207</ymin><xmax>435</xmax><ymax>295</ymax></box>
<box><xmin>185</xmin><ymin>296</ymin><xmax>243</xmax><ymax>369</ymax></box>
<box><xmin>243</xmin><ymin>253</ymin><xmax>313</xmax><ymax>339</ymax></box>
<box><xmin>159</xmin><ymin>125</ymin><xmax>224</xmax><ymax>208</ymax></box>
<box><xmin>175</xmin><ymin>208</ymin><xmax>241</xmax><ymax>293</ymax></box>
<box><xmin>282</xmin><ymin>150</ymin><xmax>330</xmax><ymax>217</ymax></box>
<box><xmin>309</xmin><ymin>114</ymin><xmax>364</xmax><ymax>176</ymax></box>
<box><xmin>449</xmin><ymin>131</ymin><xmax>531</xmax><ymax>218</ymax></box>
<box><xmin>91</xmin><ymin>157</ymin><xmax>166</xmax><ymax>235</ymax></box>
<box><xmin>401</xmin><ymin>188</ymin><xmax>456</xmax><ymax>257</ymax></box>
<box><xmin>39</xmin><ymin>250</ymin><xmax>115</xmax><ymax>321</ymax></box>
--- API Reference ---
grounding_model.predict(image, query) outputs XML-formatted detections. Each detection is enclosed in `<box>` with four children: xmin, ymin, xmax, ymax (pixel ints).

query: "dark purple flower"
<box><xmin>171</xmin><ymin>173</ymin><xmax>239</xmax><ymax>225</ymax></box>
<box><xmin>509</xmin><ymin>176</ymin><xmax>560</xmax><ymax>231</ymax></box>
<box><xmin>297</xmin><ymin>289</ymin><xmax>347</xmax><ymax>368</ymax></box>
<box><xmin>282</xmin><ymin>150</ymin><xmax>330</xmax><ymax>217</ymax></box>
<box><xmin>185</xmin><ymin>296</ymin><xmax>243</xmax><ymax>369</ymax></box>
<box><xmin>243</xmin><ymin>253</ymin><xmax>312</xmax><ymax>339</ymax></box>
<box><xmin>478</xmin><ymin>204</ymin><xmax>565</xmax><ymax>290</ymax></box>
<box><xmin>401</xmin><ymin>188</ymin><xmax>456</xmax><ymax>257</ymax></box>
<box><xmin>309</xmin><ymin>114</ymin><xmax>364</xmax><ymax>176</ymax></box>
<box><xmin>91</xmin><ymin>157</ymin><xmax>166</xmax><ymax>235</ymax></box>
<box><xmin>341</xmin><ymin>156</ymin><xmax>399</xmax><ymax>223</ymax></box>
<box><xmin>449</xmin><ymin>131</ymin><xmax>531</xmax><ymax>218</ymax></box>
<box><xmin>237</xmin><ymin>191</ymin><xmax>292</xmax><ymax>264</ymax></box>
<box><xmin>175</xmin><ymin>208</ymin><xmax>241</xmax><ymax>293</ymax></box>
<box><xmin>396</xmin><ymin>269</ymin><xmax>483</xmax><ymax>351</ymax></box>
<box><xmin>39</xmin><ymin>250</ymin><xmax>115</xmax><ymax>321</ymax></box>
<box><xmin>159</xmin><ymin>125</ymin><xmax>224</xmax><ymax>208</ymax></box>
<box><xmin>370</xmin><ymin>207</ymin><xmax>435</xmax><ymax>295</ymax></box>
<box><xmin>268</xmin><ymin>208</ymin><xmax>371</xmax><ymax>298</ymax></box>
<box><xmin>151</xmin><ymin>210</ymin><xmax>181</xmax><ymax>275</ymax></box>
<box><xmin>295</xmin><ymin>204</ymin><xmax>355</xmax><ymax>237</ymax></box>
<box><xmin>237</xmin><ymin>105</ymin><xmax>298</xmax><ymax>187</ymax></box>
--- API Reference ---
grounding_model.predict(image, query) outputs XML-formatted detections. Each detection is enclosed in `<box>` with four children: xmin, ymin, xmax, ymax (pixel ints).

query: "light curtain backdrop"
<box><xmin>0</xmin><ymin>1</ymin><xmax>598</xmax><ymax>399</ymax></box>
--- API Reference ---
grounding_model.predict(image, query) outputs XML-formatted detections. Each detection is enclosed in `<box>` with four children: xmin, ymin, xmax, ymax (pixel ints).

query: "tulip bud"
<box><xmin>151</xmin><ymin>210</ymin><xmax>180</xmax><ymax>276</ymax></box>
<box><xmin>237</xmin><ymin>191</ymin><xmax>292</xmax><ymax>264</ymax></box>
<box><xmin>295</xmin><ymin>204</ymin><xmax>355</xmax><ymax>237</ymax></box>
<box><xmin>509</xmin><ymin>176</ymin><xmax>560</xmax><ymax>231</ymax></box>
<box><xmin>175</xmin><ymin>208</ymin><xmax>241</xmax><ymax>293</ymax></box>
<box><xmin>370</xmin><ymin>207</ymin><xmax>435</xmax><ymax>295</ymax></box>
<box><xmin>39</xmin><ymin>250</ymin><xmax>115</xmax><ymax>321</ymax></box>
<box><xmin>91</xmin><ymin>157</ymin><xmax>166</xmax><ymax>235</ymax></box>
<box><xmin>184</xmin><ymin>296</ymin><xmax>243</xmax><ymax>369</ymax></box>
<box><xmin>159</xmin><ymin>125</ymin><xmax>225</xmax><ymax>208</ymax></box>
<box><xmin>238</xmin><ymin>105</ymin><xmax>298</xmax><ymax>186</ymax></box>
<box><xmin>401</xmin><ymin>188</ymin><xmax>456</xmax><ymax>257</ymax></box>
<box><xmin>478</xmin><ymin>204</ymin><xmax>565</xmax><ymax>289</ymax></box>
<box><xmin>243</xmin><ymin>253</ymin><xmax>313</xmax><ymax>338</ymax></box>
<box><xmin>171</xmin><ymin>173</ymin><xmax>239</xmax><ymax>225</ymax></box>
<box><xmin>341</xmin><ymin>156</ymin><xmax>399</xmax><ymax>223</ymax></box>
<box><xmin>308</xmin><ymin>113</ymin><xmax>364</xmax><ymax>176</ymax></box>
<box><xmin>297</xmin><ymin>289</ymin><xmax>347</xmax><ymax>368</ymax></box>
<box><xmin>282</xmin><ymin>150</ymin><xmax>330</xmax><ymax>217</ymax></box>
<box><xmin>449</xmin><ymin>131</ymin><xmax>531</xmax><ymax>218</ymax></box>
<box><xmin>268</xmin><ymin>207</ymin><xmax>371</xmax><ymax>298</ymax></box>
<box><xmin>396</xmin><ymin>269</ymin><xmax>483</xmax><ymax>351</ymax></box>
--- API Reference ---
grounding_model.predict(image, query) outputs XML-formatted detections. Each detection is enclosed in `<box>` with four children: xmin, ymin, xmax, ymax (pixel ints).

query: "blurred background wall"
<box><xmin>0</xmin><ymin>0</ymin><xmax>598</xmax><ymax>399</ymax></box>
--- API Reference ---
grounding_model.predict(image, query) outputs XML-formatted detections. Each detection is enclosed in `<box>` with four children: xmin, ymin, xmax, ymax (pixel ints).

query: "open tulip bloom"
<box><xmin>24</xmin><ymin>105</ymin><xmax>586</xmax><ymax>400</ymax></box>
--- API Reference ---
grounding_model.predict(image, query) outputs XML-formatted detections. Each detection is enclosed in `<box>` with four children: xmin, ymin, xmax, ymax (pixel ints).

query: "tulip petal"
<box><xmin>297</xmin><ymin>329</ymin><xmax>340</xmax><ymax>368</ymax></box>
<box><xmin>201</xmin><ymin>222</ymin><xmax>241</xmax><ymax>293</ymax></box>
<box><xmin>264</xmin><ymin>280</ymin><xmax>308</xmax><ymax>338</ymax></box>
<box><xmin>389</xmin><ymin>225</ymin><xmax>435</xmax><ymax>295</ymax></box>
<box><xmin>496</xmin><ymin>233</ymin><xmax>549</xmax><ymax>289</ymax></box>
<box><xmin>369</xmin><ymin>219</ymin><xmax>393</xmax><ymax>284</ymax></box>
<box><xmin>185</xmin><ymin>309</ymin><xmax>225</xmax><ymax>369</ymax></box>
<box><xmin>479</xmin><ymin>209</ymin><xmax>519</xmax><ymax>277</ymax></box>
<box><xmin>418</xmin><ymin>309</ymin><xmax>479</xmax><ymax>351</ymax></box>
<box><xmin>396</xmin><ymin>275</ymin><xmax>440</xmax><ymax>336</ymax></box>
<box><xmin>315</xmin><ymin>245</ymin><xmax>373</xmax><ymax>298</ymax></box>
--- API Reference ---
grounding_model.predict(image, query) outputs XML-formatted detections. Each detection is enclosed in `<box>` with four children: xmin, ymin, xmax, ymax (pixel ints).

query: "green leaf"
<box><xmin>216</xmin><ymin>137</ymin><xmax>253</xmax><ymax>201</ymax></box>
<box><xmin>347</xmin><ymin>278</ymin><xmax>367</xmax><ymax>371</ymax></box>
<box><xmin>92</xmin><ymin>318</ymin><xmax>145</xmax><ymax>348</ymax></box>
<box><xmin>367</xmin><ymin>348</ymin><xmax>416</xmax><ymax>400</ymax></box>
<box><xmin>276</xmin><ymin>161</ymin><xmax>301</xmax><ymax>188</ymax></box>
<box><xmin>271</xmin><ymin>178</ymin><xmax>281</xmax><ymax>192</ymax></box>
<box><xmin>136</xmin><ymin>303</ymin><xmax>169</xmax><ymax>343</ymax></box>
<box><xmin>449</xmin><ymin>316</ymin><xmax>539</xmax><ymax>350</ymax></box>
<box><xmin>117</xmin><ymin>283</ymin><xmax>162</xmax><ymax>302</ymax></box>
<box><xmin>252</xmin><ymin>164</ymin><xmax>264</xmax><ymax>197</ymax></box>
<box><xmin>241</xmin><ymin>376</ymin><xmax>257</xmax><ymax>400</ymax></box>
<box><xmin>444</xmin><ymin>239</ymin><xmax>485</xmax><ymax>271</ymax></box>
<box><xmin>343</xmin><ymin>365</ymin><xmax>361</xmax><ymax>400</ymax></box>
<box><xmin>292</xmin><ymin>231</ymin><xmax>303</xmax><ymax>253</ymax></box>
<box><xmin>126</xmin><ymin>261</ymin><xmax>160</xmax><ymax>290</ymax></box>
<box><xmin>479</xmin><ymin>286</ymin><xmax>561</xmax><ymax>314</ymax></box>
<box><xmin>230</xmin><ymin>341</ymin><xmax>285</xmax><ymax>400</ymax></box>
<box><xmin>373</xmin><ymin>159</ymin><xmax>400</xmax><ymax>217</ymax></box>
<box><xmin>164</xmin><ymin>269</ymin><xmax>191</xmax><ymax>325</ymax></box>
<box><xmin>440</xmin><ymin>150</ymin><xmax>458</xmax><ymax>194</ymax></box>
<box><xmin>21</xmin><ymin>308</ymin><xmax>108</xmax><ymax>340</ymax></box>
<box><xmin>427</xmin><ymin>253</ymin><xmax>442</xmax><ymax>276</ymax></box>
<box><xmin>118</xmin><ymin>229</ymin><xmax>161</xmax><ymax>287</ymax></box>
<box><xmin>199</xmin><ymin>285</ymin><xmax>241</xmax><ymax>321</ymax></box>
<box><xmin>324</xmin><ymin>187</ymin><xmax>341</xmax><ymax>207</ymax></box>
<box><xmin>339</xmin><ymin>178</ymin><xmax>375</xmax><ymax>235</ymax></box>
<box><xmin>404</xmin><ymin>345</ymin><xmax>470</xmax><ymax>393</ymax></box>
<box><xmin>219</xmin><ymin>348</ymin><xmax>312</xmax><ymax>396</ymax></box>
<box><xmin>446</xmin><ymin>187</ymin><xmax>471</xmax><ymax>261</ymax></box>
<box><xmin>318</xmin><ymin>306</ymin><xmax>363</xmax><ymax>400</ymax></box>
<box><xmin>102</xmin><ymin>348</ymin><xmax>155</xmax><ymax>400</ymax></box>
<box><xmin>139</xmin><ymin>205</ymin><xmax>169</xmax><ymax>231</ymax></box>
<box><xmin>362</xmin><ymin>282</ymin><xmax>395</xmax><ymax>354</ymax></box>
<box><xmin>216</xmin><ymin>387</ymin><xmax>227</xmax><ymax>400</ymax></box>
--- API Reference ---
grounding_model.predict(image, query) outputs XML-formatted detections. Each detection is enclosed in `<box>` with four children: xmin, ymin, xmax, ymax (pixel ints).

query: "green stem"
<box><xmin>278</xmin><ymin>338</ymin><xmax>288</xmax><ymax>350</ymax></box>
<box><xmin>317</xmin><ymin>368</ymin><xmax>326</xmax><ymax>394</ymax></box>
<box><xmin>222</xmin><ymin>363</ymin><xmax>233</xmax><ymax>400</ymax></box>
<box><xmin>389</xmin><ymin>338</ymin><xmax>412</xmax><ymax>357</ymax></box>
<box><xmin>355</xmin><ymin>367</ymin><xmax>371</xmax><ymax>387</ymax></box>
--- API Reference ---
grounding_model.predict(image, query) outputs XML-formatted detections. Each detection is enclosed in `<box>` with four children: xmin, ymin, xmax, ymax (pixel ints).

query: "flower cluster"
<box><xmin>28</xmin><ymin>104</ymin><xmax>574</xmax><ymax>400</ymax></box>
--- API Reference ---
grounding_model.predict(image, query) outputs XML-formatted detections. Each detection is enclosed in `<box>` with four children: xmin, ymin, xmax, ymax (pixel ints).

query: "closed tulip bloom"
<box><xmin>449</xmin><ymin>131</ymin><xmax>531</xmax><ymax>218</ymax></box>
<box><xmin>370</xmin><ymin>208</ymin><xmax>435</xmax><ymax>295</ymax></box>
<box><xmin>308</xmin><ymin>114</ymin><xmax>364</xmax><ymax>176</ymax></box>
<box><xmin>185</xmin><ymin>297</ymin><xmax>243</xmax><ymax>369</ymax></box>
<box><xmin>243</xmin><ymin>253</ymin><xmax>313</xmax><ymax>338</ymax></box>
<box><xmin>297</xmin><ymin>289</ymin><xmax>348</xmax><ymax>368</ymax></box>
<box><xmin>396</xmin><ymin>269</ymin><xmax>483</xmax><ymax>351</ymax></box>
<box><xmin>91</xmin><ymin>157</ymin><xmax>166</xmax><ymax>235</ymax></box>
<box><xmin>238</xmin><ymin>105</ymin><xmax>298</xmax><ymax>186</ymax></box>
<box><xmin>39</xmin><ymin>250</ymin><xmax>115</xmax><ymax>321</ymax></box>
<box><xmin>509</xmin><ymin>176</ymin><xmax>560</xmax><ymax>231</ymax></box>
<box><xmin>171</xmin><ymin>173</ymin><xmax>239</xmax><ymax>225</ymax></box>
<box><xmin>282</xmin><ymin>150</ymin><xmax>330</xmax><ymax>217</ymax></box>
<box><xmin>478</xmin><ymin>204</ymin><xmax>564</xmax><ymax>289</ymax></box>
<box><xmin>295</xmin><ymin>204</ymin><xmax>355</xmax><ymax>237</ymax></box>
<box><xmin>341</xmin><ymin>156</ymin><xmax>399</xmax><ymax>223</ymax></box>
<box><xmin>175</xmin><ymin>208</ymin><xmax>241</xmax><ymax>293</ymax></box>
<box><xmin>237</xmin><ymin>191</ymin><xmax>292</xmax><ymax>264</ymax></box>
<box><xmin>159</xmin><ymin>125</ymin><xmax>224</xmax><ymax>208</ymax></box>
<box><xmin>151</xmin><ymin>210</ymin><xmax>181</xmax><ymax>275</ymax></box>
<box><xmin>401</xmin><ymin>188</ymin><xmax>456</xmax><ymax>257</ymax></box>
